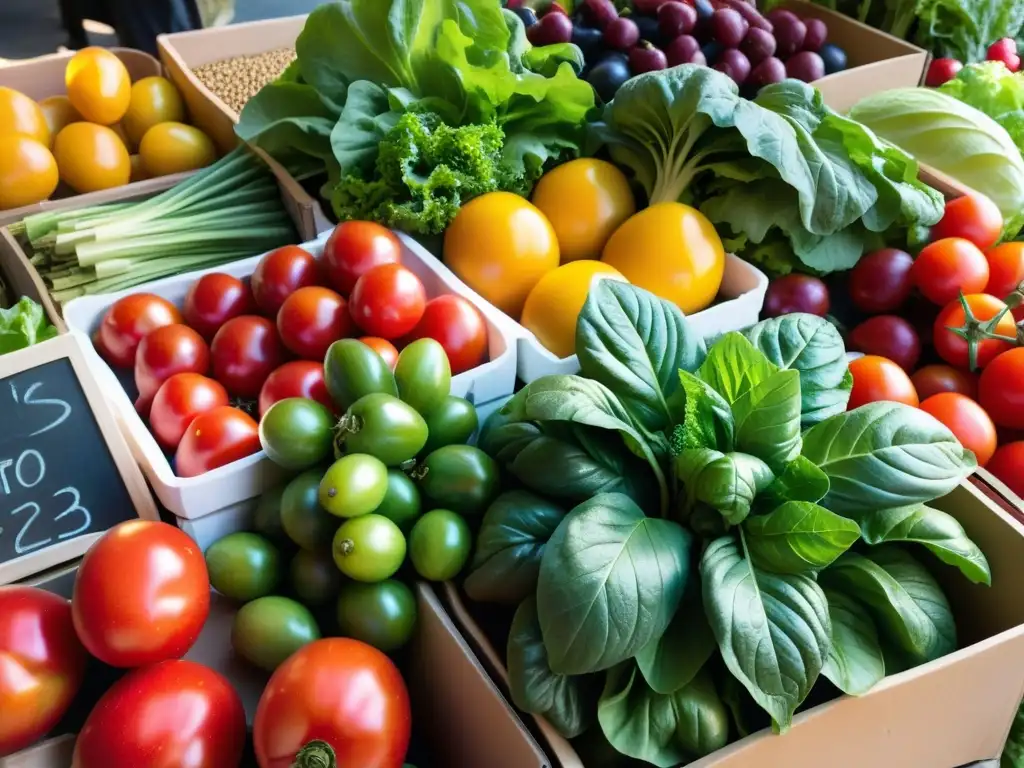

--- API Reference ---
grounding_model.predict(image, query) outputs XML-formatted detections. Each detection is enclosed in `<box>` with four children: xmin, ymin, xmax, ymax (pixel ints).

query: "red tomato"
<box><xmin>0</xmin><ymin>587</ymin><xmax>87</xmax><ymax>757</ymax></box>
<box><xmin>277</xmin><ymin>286</ymin><xmax>355</xmax><ymax>360</ymax></box>
<box><xmin>910</xmin><ymin>364</ymin><xmax>978</xmax><ymax>401</ymax></box>
<box><xmin>97</xmin><ymin>293</ymin><xmax>182</xmax><ymax>368</ymax></box>
<box><xmin>985</xmin><ymin>242</ymin><xmax>1024</xmax><ymax>321</ymax></box>
<box><xmin>323</xmin><ymin>221</ymin><xmax>402</xmax><ymax>295</ymax></box>
<box><xmin>358</xmin><ymin>337</ymin><xmax>399</xmax><ymax>369</ymax></box>
<box><xmin>847</xmin><ymin>315</ymin><xmax>920</xmax><ymax>371</ymax></box>
<box><xmin>259</xmin><ymin>361</ymin><xmax>334</xmax><ymax>417</ymax></box>
<box><xmin>762</xmin><ymin>274</ymin><xmax>830</xmax><ymax>318</ymax></box>
<box><xmin>912</xmin><ymin>238</ymin><xmax>990</xmax><ymax>306</ymax></box>
<box><xmin>149</xmin><ymin>373</ymin><xmax>229</xmax><ymax>450</ymax></box>
<box><xmin>72</xmin><ymin>520</ymin><xmax>209</xmax><ymax>667</ymax></box>
<box><xmin>175</xmin><ymin>406</ymin><xmax>260</xmax><ymax>477</ymax></box>
<box><xmin>182</xmin><ymin>273</ymin><xmax>255</xmax><ymax>339</ymax></box>
<box><xmin>403</xmin><ymin>295</ymin><xmax>488</xmax><ymax>374</ymax></box>
<box><xmin>848</xmin><ymin>355</ymin><xmax>919</xmax><ymax>409</ymax></box>
<box><xmin>930</xmin><ymin>194</ymin><xmax>1003</xmax><ymax>250</ymax></box>
<box><xmin>134</xmin><ymin>324</ymin><xmax>209</xmax><ymax>416</ymax></box>
<box><xmin>979</xmin><ymin>347</ymin><xmax>1024</xmax><ymax>429</ymax></box>
<box><xmin>210</xmin><ymin>315</ymin><xmax>286</xmax><ymax>398</ymax></box>
<box><xmin>349</xmin><ymin>264</ymin><xmax>426</xmax><ymax>339</ymax></box>
<box><xmin>848</xmin><ymin>248</ymin><xmax>914</xmax><ymax>314</ymax></box>
<box><xmin>933</xmin><ymin>294</ymin><xmax>1016</xmax><ymax>371</ymax></box>
<box><xmin>919</xmin><ymin>392</ymin><xmax>997</xmax><ymax>466</ymax></box>
<box><xmin>986</xmin><ymin>441</ymin><xmax>1024</xmax><ymax>498</ymax></box>
<box><xmin>251</xmin><ymin>245</ymin><xmax>322</xmax><ymax>315</ymax></box>
<box><xmin>253</xmin><ymin>638</ymin><xmax>411</xmax><ymax>768</ymax></box>
<box><xmin>72</xmin><ymin>660</ymin><xmax>245</xmax><ymax>768</ymax></box>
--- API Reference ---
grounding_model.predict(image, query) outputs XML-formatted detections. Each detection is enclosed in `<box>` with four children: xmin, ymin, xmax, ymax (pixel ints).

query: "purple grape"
<box><xmin>711</xmin><ymin>8</ymin><xmax>749</xmax><ymax>48</ymax></box>
<box><xmin>629</xmin><ymin>42</ymin><xmax>669</xmax><ymax>73</ymax></box>
<box><xmin>766</xmin><ymin>9</ymin><xmax>806</xmax><ymax>57</ymax></box>
<box><xmin>718</xmin><ymin>0</ymin><xmax>773</xmax><ymax>32</ymax></box>
<box><xmin>739</xmin><ymin>27</ymin><xmax>776</xmax><ymax>64</ymax></box>
<box><xmin>803</xmin><ymin>18</ymin><xmax>827</xmax><ymax>51</ymax></box>
<box><xmin>580</xmin><ymin>0</ymin><xmax>619</xmax><ymax>29</ymax></box>
<box><xmin>785</xmin><ymin>50</ymin><xmax>826</xmax><ymax>81</ymax></box>
<box><xmin>527</xmin><ymin>11</ymin><xmax>574</xmax><ymax>45</ymax></box>
<box><xmin>715</xmin><ymin>48</ymin><xmax>752</xmax><ymax>84</ymax></box>
<box><xmin>748</xmin><ymin>55</ymin><xmax>786</xmax><ymax>88</ymax></box>
<box><xmin>658</xmin><ymin>1</ymin><xmax>698</xmax><ymax>38</ymax></box>
<box><xmin>665</xmin><ymin>34</ymin><xmax>702</xmax><ymax>66</ymax></box>
<box><xmin>633</xmin><ymin>0</ymin><xmax>668</xmax><ymax>14</ymax></box>
<box><xmin>689</xmin><ymin>50</ymin><xmax>708</xmax><ymax>66</ymax></box>
<box><xmin>606</xmin><ymin>16</ymin><xmax>640</xmax><ymax>50</ymax></box>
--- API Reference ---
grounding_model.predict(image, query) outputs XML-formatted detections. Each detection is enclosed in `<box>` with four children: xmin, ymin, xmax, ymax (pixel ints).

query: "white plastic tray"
<box><xmin>62</xmin><ymin>231</ymin><xmax>519</xmax><ymax>520</ymax></box>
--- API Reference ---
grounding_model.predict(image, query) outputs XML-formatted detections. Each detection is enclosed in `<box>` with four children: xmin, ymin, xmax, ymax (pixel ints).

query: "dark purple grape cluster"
<box><xmin>508</xmin><ymin>0</ymin><xmax>848</xmax><ymax>101</ymax></box>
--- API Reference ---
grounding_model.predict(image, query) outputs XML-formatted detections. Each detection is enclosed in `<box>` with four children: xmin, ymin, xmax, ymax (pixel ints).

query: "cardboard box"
<box><xmin>443</xmin><ymin>480</ymin><xmax>1024</xmax><ymax>767</ymax></box>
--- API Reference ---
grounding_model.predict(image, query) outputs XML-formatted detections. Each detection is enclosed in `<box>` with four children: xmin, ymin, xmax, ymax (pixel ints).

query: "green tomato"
<box><xmin>336</xmin><ymin>579</ymin><xmax>417</xmax><ymax>652</ymax></box>
<box><xmin>332</xmin><ymin>514</ymin><xmax>406</xmax><ymax>582</ymax></box>
<box><xmin>259</xmin><ymin>397</ymin><xmax>335</xmax><ymax>470</ymax></box>
<box><xmin>422</xmin><ymin>395</ymin><xmax>478</xmax><ymax>454</ymax></box>
<box><xmin>375</xmin><ymin>469</ymin><xmax>422</xmax><ymax>531</ymax></box>
<box><xmin>206</xmin><ymin>532</ymin><xmax>280</xmax><ymax>601</ymax></box>
<box><xmin>253</xmin><ymin>483</ymin><xmax>287</xmax><ymax>541</ymax></box>
<box><xmin>318</xmin><ymin>453</ymin><xmax>389</xmax><ymax>518</ymax></box>
<box><xmin>416</xmin><ymin>444</ymin><xmax>500</xmax><ymax>515</ymax></box>
<box><xmin>231</xmin><ymin>596</ymin><xmax>320</xmax><ymax>671</ymax></box>
<box><xmin>290</xmin><ymin>548</ymin><xmax>344</xmax><ymax>607</ymax></box>
<box><xmin>281</xmin><ymin>468</ymin><xmax>339</xmax><ymax>550</ymax></box>
<box><xmin>395</xmin><ymin>338</ymin><xmax>451</xmax><ymax>416</ymax></box>
<box><xmin>338</xmin><ymin>393</ymin><xmax>427</xmax><ymax>466</ymax></box>
<box><xmin>409</xmin><ymin>509</ymin><xmax>472</xmax><ymax>581</ymax></box>
<box><xmin>324</xmin><ymin>338</ymin><xmax>397</xmax><ymax>412</ymax></box>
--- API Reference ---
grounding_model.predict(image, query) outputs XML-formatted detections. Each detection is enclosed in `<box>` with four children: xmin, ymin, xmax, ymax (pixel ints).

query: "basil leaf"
<box><xmin>821</xmin><ymin>547</ymin><xmax>956</xmax><ymax>665</ymax></box>
<box><xmin>635</xmin><ymin>580</ymin><xmax>716</xmax><ymax>695</ymax></box>
<box><xmin>675</xmin><ymin>370</ymin><xmax>735</xmax><ymax>452</ymax></box>
<box><xmin>696</xmin><ymin>332</ymin><xmax>779</xmax><ymax>405</ymax></box>
<box><xmin>743</xmin><ymin>501</ymin><xmax>861</xmax><ymax>574</ymax></box>
<box><xmin>701</xmin><ymin>534</ymin><xmax>831</xmax><ymax>731</ymax></box>
<box><xmin>576</xmin><ymin>279</ymin><xmax>706</xmax><ymax>434</ymax></box>
<box><xmin>464</xmin><ymin>490</ymin><xmax>566</xmax><ymax>605</ymax></box>
<box><xmin>507</xmin><ymin>597</ymin><xmax>601</xmax><ymax>739</ymax></box>
<box><xmin>597</xmin><ymin>663</ymin><xmax>729</xmax><ymax>767</ymax></box>
<box><xmin>761</xmin><ymin>456</ymin><xmax>830</xmax><ymax>506</ymax></box>
<box><xmin>800</xmin><ymin>402</ymin><xmax>977</xmax><ymax>517</ymax></box>
<box><xmin>821</xmin><ymin>588</ymin><xmax>885</xmax><ymax>696</ymax></box>
<box><xmin>537</xmin><ymin>493</ymin><xmax>691</xmax><ymax>674</ymax></box>
<box><xmin>730</xmin><ymin>368</ymin><xmax>802</xmax><ymax>470</ymax></box>
<box><xmin>478</xmin><ymin>407</ymin><xmax>542</xmax><ymax>464</ymax></box>
<box><xmin>676</xmin><ymin>449</ymin><xmax>774</xmax><ymax>525</ymax></box>
<box><xmin>859</xmin><ymin>504</ymin><xmax>991</xmax><ymax>586</ymax></box>
<box><xmin>743</xmin><ymin>313</ymin><xmax>852</xmax><ymax>428</ymax></box>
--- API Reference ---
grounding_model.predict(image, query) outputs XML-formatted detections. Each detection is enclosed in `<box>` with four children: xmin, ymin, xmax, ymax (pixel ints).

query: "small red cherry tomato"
<box><xmin>72</xmin><ymin>520</ymin><xmax>210</xmax><ymax>667</ymax></box>
<box><xmin>987</xmin><ymin>441</ymin><xmax>1024</xmax><ymax>498</ymax></box>
<box><xmin>324</xmin><ymin>221</ymin><xmax>402</xmax><ymax>295</ymax></box>
<box><xmin>182</xmin><ymin>272</ymin><xmax>255</xmax><ymax>339</ymax></box>
<box><xmin>403</xmin><ymin>295</ymin><xmax>488</xmax><ymax>374</ymax></box>
<box><xmin>97</xmin><ymin>293</ymin><xmax>182</xmax><ymax>368</ymax></box>
<box><xmin>979</xmin><ymin>347</ymin><xmax>1024</xmax><ymax>430</ymax></box>
<box><xmin>175</xmin><ymin>405</ymin><xmax>260</xmax><ymax>477</ymax></box>
<box><xmin>930</xmin><ymin>194</ymin><xmax>1003</xmax><ymax>250</ymax></box>
<box><xmin>134</xmin><ymin>324</ymin><xmax>209</xmax><ymax>416</ymax></box>
<box><xmin>848</xmin><ymin>354</ymin><xmax>919</xmax><ymax>409</ymax></box>
<box><xmin>924</xmin><ymin>57</ymin><xmax>963</xmax><ymax>87</ymax></box>
<box><xmin>349</xmin><ymin>263</ymin><xmax>426</xmax><ymax>339</ymax></box>
<box><xmin>912</xmin><ymin>237</ymin><xmax>990</xmax><ymax>306</ymax></box>
<box><xmin>259</xmin><ymin>361</ymin><xmax>334</xmax><ymax>417</ymax></box>
<box><xmin>149</xmin><ymin>372</ymin><xmax>229</xmax><ymax>450</ymax></box>
<box><xmin>277</xmin><ymin>286</ymin><xmax>355</xmax><ymax>360</ymax></box>
<box><xmin>920</xmin><ymin>392</ymin><xmax>997</xmax><ymax>466</ymax></box>
<box><xmin>210</xmin><ymin>315</ymin><xmax>286</xmax><ymax>398</ymax></box>
<box><xmin>847</xmin><ymin>315</ymin><xmax>921</xmax><ymax>371</ymax></box>
<box><xmin>358</xmin><ymin>337</ymin><xmax>400</xmax><ymax>369</ymax></box>
<box><xmin>985</xmin><ymin>242</ymin><xmax>1024</xmax><ymax>320</ymax></box>
<box><xmin>251</xmin><ymin>245</ymin><xmax>322</xmax><ymax>315</ymax></box>
<box><xmin>910</xmin><ymin>364</ymin><xmax>978</xmax><ymax>402</ymax></box>
<box><xmin>848</xmin><ymin>248</ymin><xmax>914</xmax><ymax>314</ymax></box>
<box><xmin>762</xmin><ymin>274</ymin><xmax>830</xmax><ymax>318</ymax></box>
<box><xmin>933</xmin><ymin>293</ymin><xmax>1016</xmax><ymax>370</ymax></box>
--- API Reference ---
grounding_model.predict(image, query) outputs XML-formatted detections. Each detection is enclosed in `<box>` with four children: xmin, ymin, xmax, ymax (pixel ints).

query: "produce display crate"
<box><xmin>60</xmin><ymin>230</ymin><xmax>520</xmax><ymax>521</ymax></box>
<box><xmin>442</xmin><ymin>480</ymin><xmax>1024</xmax><ymax>768</ymax></box>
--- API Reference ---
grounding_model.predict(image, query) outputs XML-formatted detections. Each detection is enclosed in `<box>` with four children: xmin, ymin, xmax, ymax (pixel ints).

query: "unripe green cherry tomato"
<box><xmin>281</xmin><ymin>468</ymin><xmax>339</xmax><ymax>550</ymax></box>
<box><xmin>205</xmin><ymin>532</ymin><xmax>280</xmax><ymax>601</ymax></box>
<box><xmin>422</xmin><ymin>395</ymin><xmax>478</xmax><ymax>454</ymax></box>
<box><xmin>231</xmin><ymin>596</ymin><xmax>320</xmax><ymax>671</ymax></box>
<box><xmin>338</xmin><ymin>393</ymin><xmax>428</xmax><ymax>466</ymax></box>
<box><xmin>259</xmin><ymin>397</ymin><xmax>334</xmax><ymax>470</ymax></box>
<box><xmin>395</xmin><ymin>338</ymin><xmax>451</xmax><ymax>416</ymax></box>
<box><xmin>336</xmin><ymin>579</ymin><xmax>417</xmax><ymax>652</ymax></box>
<box><xmin>375</xmin><ymin>469</ymin><xmax>422</xmax><ymax>531</ymax></box>
<box><xmin>332</xmin><ymin>514</ymin><xmax>406</xmax><ymax>582</ymax></box>
<box><xmin>323</xmin><ymin>338</ymin><xmax>397</xmax><ymax>412</ymax></box>
<box><xmin>409</xmin><ymin>509</ymin><xmax>472</xmax><ymax>581</ymax></box>
<box><xmin>253</xmin><ymin>484</ymin><xmax>286</xmax><ymax>542</ymax></box>
<box><xmin>290</xmin><ymin>549</ymin><xmax>344</xmax><ymax>608</ymax></box>
<box><xmin>319</xmin><ymin>453</ymin><xmax>389</xmax><ymax>518</ymax></box>
<box><xmin>417</xmin><ymin>444</ymin><xmax>500</xmax><ymax>515</ymax></box>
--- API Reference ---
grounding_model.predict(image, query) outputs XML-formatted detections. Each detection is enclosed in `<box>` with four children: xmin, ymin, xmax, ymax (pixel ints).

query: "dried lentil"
<box><xmin>192</xmin><ymin>48</ymin><xmax>296</xmax><ymax>114</ymax></box>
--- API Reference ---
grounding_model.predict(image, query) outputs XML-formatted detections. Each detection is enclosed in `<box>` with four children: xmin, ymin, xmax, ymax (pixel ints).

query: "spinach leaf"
<box><xmin>742</xmin><ymin>314</ymin><xmax>852</xmax><ymax>428</ymax></box>
<box><xmin>676</xmin><ymin>449</ymin><xmax>774</xmax><ymax>525</ymax></box>
<box><xmin>821</xmin><ymin>588</ymin><xmax>885</xmax><ymax>696</ymax></box>
<box><xmin>761</xmin><ymin>456</ymin><xmax>830</xmax><ymax>506</ymax></box>
<box><xmin>478</xmin><ymin>419</ymin><xmax>543</xmax><ymax>465</ymax></box>
<box><xmin>800</xmin><ymin>402</ymin><xmax>977</xmax><ymax>517</ymax></box>
<box><xmin>330</xmin><ymin>80</ymin><xmax>401</xmax><ymax>173</ymax></box>
<box><xmin>696</xmin><ymin>332</ymin><xmax>778</xmax><ymax>405</ymax></box>
<box><xmin>576</xmin><ymin>280</ymin><xmax>706</xmax><ymax>434</ymax></box>
<box><xmin>730</xmin><ymin>368</ymin><xmax>802</xmax><ymax>470</ymax></box>
<box><xmin>673</xmin><ymin>370</ymin><xmax>735</xmax><ymax>453</ymax></box>
<box><xmin>635</xmin><ymin>579</ymin><xmax>716</xmax><ymax>695</ymax></box>
<box><xmin>597</xmin><ymin>663</ymin><xmax>729</xmax><ymax>767</ymax></box>
<box><xmin>859</xmin><ymin>504</ymin><xmax>991</xmax><ymax>586</ymax></box>
<box><xmin>743</xmin><ymin>501</ymin><xmax>861</xmax><ymax>574</ymax></box>
<box><xmin>464</xmin><ymin>490</ymin><xmax>566</xmax><ymax>604</ymax></box>
<box><xmin>820</xmin><ymin>547</ymin><xmax>956</xmax><ymax>665</ymax></box>
<box><xmin>700</xmin><ymin>534</ymin><xmax>831</xmax><ymax>731</ymax></box>
<box><xmin>507</xmin><ymin>597</ymin><xmax>600</xmax><ymax>739</ymax></box>
<box><xmin>537</xmin><ymin>494</ymin><xmax>691</xmax><ymax>674</ymax></box>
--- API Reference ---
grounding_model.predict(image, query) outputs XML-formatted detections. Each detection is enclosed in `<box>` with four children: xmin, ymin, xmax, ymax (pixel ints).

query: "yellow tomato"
<box><xmin>521</xmin><ymin>260</ymin><xmax>627</xmax><ymax>358</ymax></box>
<box><xmin>444</xmin><ymin>192</ymin><xmax>560</xmax><ymax>319</ymax></box>
<box><xmin>531</xmin><ymin>159</ymin><xmax>636</xmax><ymax>263</ymax></box>
<box><xmin>0</xmin><ymin>86</ymin><xmax>49</xmax><ymax>146</ymax></box>
<box><xmin>122</xmin><ymin>76</ymin><xmax>186</xmax><ymax>147</ymax></box>
<box><xmin>139</xmin><ymin>122</ymin><xmax>216</xmax><ymax>177</ymax></box>
<box><xmin>65</xmin><ymin>47</ymin><xmax>131</xmax><ymax>125</ymax></box>
<box><xmin>0</xmin><ymin>135</ymin><xmax>58</xmax><ymax>210</ymax></box>
<box><xmin>602</xmin><ymin>203</ymin><xmax>725</xmax><ymax>315</ymax></box>
<box><xmin>37</xmin><ymin>95</ymin><xmax>81</xmax><ymax>146</ymax></box>
<box><xmin>129</xmin><ymin>154</ymin><xmax>148</xmax><ymax>183</ymax></box>
<box><xmin>53</xmin><ymin>122</ymin><xmax>130</xmax><ymax>193</ymax></box>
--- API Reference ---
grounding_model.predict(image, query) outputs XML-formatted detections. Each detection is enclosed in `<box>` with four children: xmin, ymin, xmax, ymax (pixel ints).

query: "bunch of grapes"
<box><xmin>507</xmin><ymin>0</ymin><xmax>848</xmax><ymax>102</ymax></box>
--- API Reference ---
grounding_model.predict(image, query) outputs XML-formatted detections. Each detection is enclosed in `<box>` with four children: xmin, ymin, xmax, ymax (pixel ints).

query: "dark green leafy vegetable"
<box><xmin>821</xmin><ymin>588</ymin><xmax>886</xmax><ymax>696</ymax></box>
<box><xmin>634</xmin><ymin>581</ymin><xmax>716</xmax><ymax>696</ymax></box>
<box><xmin>744</xmin><ymin>501</ymin><xmax>861</xmax><ymax>575</ymax></box>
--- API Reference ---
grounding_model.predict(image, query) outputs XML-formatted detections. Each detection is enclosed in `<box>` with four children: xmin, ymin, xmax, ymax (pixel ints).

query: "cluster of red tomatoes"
<box><xmin>0</xmin><ymin>520</ymin><xmax>411</xmax><ymax>767</ymax></box>
<box><xmin>93</xmin><ymin>221</ymin><xmax>488</xmax><ymax>477</ymax></box>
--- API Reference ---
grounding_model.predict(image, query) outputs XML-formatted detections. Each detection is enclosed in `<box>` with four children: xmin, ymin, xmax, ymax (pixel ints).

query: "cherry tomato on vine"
<box><xmin>98</xmin><ymin>293</ymin><xmax>182</xmax><ymax>368</ymax></box>
<box><xmin>848</xmin><ymin>355</ymin><xmax>919</xmax><ymax>409</ymax></box>
<box><xmin>323</xmin><ymin>221</ymin><xmax>402</xmax><ymax>295</ymax></box>
<box><xmin>920</xmin><ymin>392</ymin><xmax>997</xmax><ymax>466</ymax></box>
<box><xmin>930</xmin><ymin>193</ymin><xmax>1003</xmax><ymax>250</ymax></box>
<box><xmin>911</xmin><ymin>238</ymin><xmax>990</xmax><ymax>306</ymax></box>
<box><xmin>149</xmin><ymin>372</ymin><xmax>228</xmax><ymax>450</ymax></box>
<box><xmin>987</xmin><ymin>442</ymin><xmax>1024</xmax><ymax>499</ymax></box>
<box><xmin>175</xmin><ymin>405</ymin><xmax>260</xmax><ymax>477</ymax></box>
<box><xmin>910</xmin><ymin>364</ymin><xmax>978</xmax><ymax>401</ymax></box>
<box><xmin>403</xmin><ymin>295</ymin><xmax>488</xmax><ymax>375</ymax></box>
<box><xmin>847</xmin><ymin>315</ymin><xmax>920</xmax><ymax>371</ymax></box>
<box><xmin>259</xmin><ymin>361</ymin><xmax>334</xmax><ymax>417</ymax></box>
<box><xmin>358</xmin><ymin>337</ymin><xmax>399</xmax><ymax>369</ymax></box>
<box><xmin>979</xmin><ymin>347</ymin><xmax>1024</xmax><ymax>429</ymax></box>
<box><xmin>210</xmin><ymin>315</ymin><xmax>286</xmax><ymax>398</ymax></box>
<box><xmin>933</xmin><ymin>293</ymin><xmax>1016</xmax><ymax>371</ymax></box>
<box><xmin>848</xmin><ymin>248</ymin><xmax>914</xmax><ymax>314</ymax></box>
<box><xmin>985</xmin><ymin>242</ymin><xmax>1024</xmax><ymax>321</ymax></box>
<box><xmin>134</xmin><ymin>324</ymin><xmax>209</xmax><ymax>416</ymax></box>
<box><xmin>277</xmin><ymin>286</ymin><xmax>355</xmax><ymax>360</ymax></box>
<box><xmin>349</xmin><ymin>263</ymin><xmax>426</xmax><ymax>340</ymax></box>
<box><xmin>182</xmin><ymin>272</ymin><xmax>255</xmax><ymax>339</ymax></box>
<box><xmin>251</xmin><ymin>245</ymin><xmax>322</xmax><ymax>315</ymax></box>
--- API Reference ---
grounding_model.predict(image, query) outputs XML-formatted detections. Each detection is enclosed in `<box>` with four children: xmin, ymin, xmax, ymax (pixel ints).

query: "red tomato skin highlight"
<box><xmin>182</xmin><ymin>272</ymin><xmax>255</xmax><ymax>339</ymax></box>
<box><xmin>251</xmin><ymin>246</ymin><xmax>322</xmax><ymax>315</ymax></box>
<box><xmin>210</xmin><ymin>315</ymin><xmax>287</xmax><ymax>398</ymax></box>
<box><xmin>175</xmin><ymin>405</ymin><xmax>260</xmax><ymax>477</ymax></box>
<box><xmin>349</xmin><ymin>263</ymin><xmax>427</xmax><ymax>340</ymax></box>
<box><xmin>919</xmin><ymin>392</ymin><xmax>997</xmax><ymax>466</ymax></box>
<box><xmin>979</xmin><ymin>347</ymin><xmax>1024</xmax><ymax>429</ymax></box>
<box><xmin>403</xmin><ymin>295</ymin><xmax>488</xmax><ymax>374</ymax></box>
<box><xmin>259</xmin><ymin>361</ymin><xmax>334</xmax><ymax>417</ymax></box>
<box><xmin>358</xmin><ymin>337</ymin><xmax>400</xmax><ymax>369</ymax></box>
<box><xmin>98</xmin><ymin>293</ymin><xmax>182</xmax><ymax>368</ymax></box>
<box><xmin>149</xmin><ymin>372</ymin><xmax>229</xmax><ymax>450</ymax></box>
<box><xmin>277</xmin><ymin>286</ymin><xmax>355</xmax><ymax>360</ymax></box>
<box><xmin>847</xmin><ymin>355</ymin><xmax>919</xmax><ymax>409</ymax></box>
<box><xmin>930</xmin><ymin>194</ymin><xmax>1002</xmax><ymax>250</ymax></box>
<box><xmin>912</xmin><ymin>237</ymin><xmax>990</xmax><ymax>306</ymax></box>
<box><xmin>134</xmin><ymin>324</ymin><xmax>210</xmax><ymax>416</ymax></box>
<box><xmin>324</xmin><ymin>221</ymin><xmax>402</xmax><ymax>295</ymax></box>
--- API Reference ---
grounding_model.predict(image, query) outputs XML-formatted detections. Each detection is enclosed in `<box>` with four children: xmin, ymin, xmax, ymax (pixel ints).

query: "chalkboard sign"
<box><xmin>0</xmin><ymin>334</ymin><xmax>156</xmax><ymax>584</ymax></box>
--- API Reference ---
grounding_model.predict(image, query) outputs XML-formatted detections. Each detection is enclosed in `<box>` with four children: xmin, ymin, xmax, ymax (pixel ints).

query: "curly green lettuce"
<box><xmin>940</xmin><ymin>62</ymin><xmax>1024</xmax><ymax>150</ymax></box>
